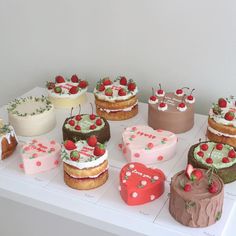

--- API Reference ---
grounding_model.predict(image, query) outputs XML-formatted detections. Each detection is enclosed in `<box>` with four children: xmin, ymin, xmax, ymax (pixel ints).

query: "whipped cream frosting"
<box><xmin>98</xmin><ymin>101</ymin><xmax>138</xmax><ymax>113</ymax></box>
<box><xmin>207</xmin><ymin>126</ymin><xmax>236</xmax><ymax>138</ymax></box>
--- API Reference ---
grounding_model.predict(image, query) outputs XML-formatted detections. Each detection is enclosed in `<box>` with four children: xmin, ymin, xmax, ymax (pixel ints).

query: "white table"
<box><xmin>0</xmin><ymin>87</ymin><xmax>235</xmax><ymax>236</ymax></box>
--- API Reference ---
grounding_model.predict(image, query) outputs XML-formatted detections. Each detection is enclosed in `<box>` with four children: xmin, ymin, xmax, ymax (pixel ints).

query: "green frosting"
<box><xmin>193</xmin><ymin>142</ymin><xmax>236</xmax><ymax>169</ymax></box>
<box><xmin>65</xmin><ymin>114</ymin><xmax>105</xmax><ymax>133</ymax></box>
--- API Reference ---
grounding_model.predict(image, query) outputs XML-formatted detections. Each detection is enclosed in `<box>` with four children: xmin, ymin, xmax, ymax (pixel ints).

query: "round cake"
<box><xmin>93</xmin><ymin>76</ymin><xmax>138</xmax><ymax>121</ymax></box>
<box><xmin>62</xmin><ymin>112</ymin><xmax>110</xmax><ymax>144</ymax></box>
<box><xmin>8</xmin><ymin>96</ymin><xmax>56</xmax><ymax>136</ymax></box>
<box><xmin>61</xmin><ymin>137</ymin><xmax>108</xmax><ymax>190</ymax></box>
<box><xmin>188</xmin><ymin>141</ymin><xmax>236</xmax><ymax>183</ymax></box>
<box><xmin>47</xmin><ymin>74</ymin><xmax>88</xmax><ymax>108</ymax></box>
<box><xmin>148</xmin><ymin>85</ymin><xmax>195</xmax><ymax>133</ymax></box>
<box><xmin>169</xmin><ymin>165</ymin><xmax>224</xmax><ymax>228</ymax></box>
<box><xmin>207</xmin><ymin>96</ymin><xmax>236</xmax><ymax>147</ymax></box>
<box><xmin>0</xmin><ymin>119</ymin><xmax>18</xmax><ymax>160</ymax></box>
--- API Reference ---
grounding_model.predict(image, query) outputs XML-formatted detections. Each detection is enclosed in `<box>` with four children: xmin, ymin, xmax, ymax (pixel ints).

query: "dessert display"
<box><xmin>207</xmin><ymin>96</ymin><xmax>236</xmax><ymax>147</ymax></box>
<box><xmin>62</xmin><ymin>105</ymin><xmax>110</xmax><ymax>144</ymax></box>
<box><xmin>0</xmin><ymin>118</ymin><xmax>18</xmax><ymax>160</ymax></box>
<box><xmin>169</xmin><ymin>164</ymin><xmax>224</xmax><ymax>227</ymax></box>
<box><xmin>8</xmin><ymin>96</ymin><xmax>56</xmax><ymax>136</ymax></box>
<box><xmin>61</xmin><ymin>136</ymin><xmax>108</xmax><ymax>190</ymax></box>
<box><xmin>121</xmin><ymin>125</ymin><xmax>177</xmax><ymax>164</ymax></box>
<box><xmin>93</xmin><ymin>76</ymin><xmax>138</xmax><ymax>120</ymax></box>
<box><xmin>19</xmin><ymin>138</ymin><xmax>61</xmax><ymax>175</ymax></box>
<box><xmin>47</xmin><ymin>74</ymin><xmax>88</xmax><ymax>108</ymax></box>
<box><xmin>148</xmin><ymin>85</ymin><xmax>195</xmax><ymax>133</ymax></box>
<box><xmin>188</xmin><ymin>140</ymin><xmax>236</xmax><ymax>183</ymax></box>
<box><xmin>119</xmin><ymin>162</ymin><xmax>165</xmax><ymax>205</ymax></box>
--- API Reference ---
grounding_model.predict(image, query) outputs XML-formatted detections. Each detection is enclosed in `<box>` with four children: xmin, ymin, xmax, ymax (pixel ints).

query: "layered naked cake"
<box><xmin>207</xmin><ymin>96</ymin><xmax>236</xmax><ymax>147</ymax></box>
<box><xmin>0</xmin><ymin>119</ymin><xmax>18</xmax><ymax>160</ymax></box>
<box><xmin>148</xmin><ymin>85</ymin><xmax>195</xmax><ymax>133</ymax></box>
<box><xmin>47</xmin><ymin>74</ymin><xmax>88</xmax><ymax>108</ymax></box>
<box><xmin>169</xmin><ymin>164</ymin><xmax>224</xmax><ymax>228</ymax></box>
<box><xmin>61</xmin><ymin>136</ymin><xmax>108</xmax><ymax>190</ymax></box>
<box><xmin>8</xmin><ymin>96</ymin><xmax>56</xmax><ymax>136</ymax></box>
<box><xmin>93</xmin><ymin>76</ymin><xmax>138</xmax><ymax>120</ymax></box>
<box><xmin>188</xmin><ymin>141</ymin><xmax>236</xmax><ymax>183</ymax></box>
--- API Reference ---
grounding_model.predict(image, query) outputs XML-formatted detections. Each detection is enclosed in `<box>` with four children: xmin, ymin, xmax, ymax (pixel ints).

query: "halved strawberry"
<box><xmin>70</xmin><ymin>150</ymin><xmax>80</xmax><ymax>161</ymax></box>
<box><xmin>191</xmin><ymin>169</ymin><xmax>203</xmax><ymax>181</ymax></box>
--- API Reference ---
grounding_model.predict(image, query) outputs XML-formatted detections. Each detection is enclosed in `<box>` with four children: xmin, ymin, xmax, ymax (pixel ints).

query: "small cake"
<box><xmin>19</xmin><ymin>138</ymin><xmax>61</xmax><ymax>175</ymax></box>
<box><xmin>169</xmin><ymin>164</ymin><xmax>224</xmax><ymax>228</ymax></box>
<box><xmin>8</xmin><ymin>96</ymin><xmax>56</xmax><ymax>136</ymax></box>
<box><xmin>148</xmin><ymin>85</ymin><xmax>195</xmax><ymax>133</ymax></box>
<box><xmin>47</xmin><ymin>74</ymin><xmax>88</xmax><ymax>108</ymax></box>
<box><xmin>93</xmin><ymin>76</ymin><xmax>138</xmax><ymax>120</ymax></box>
<box><xmin>121</xmin><ymin>125</ymin><xmax>177</xmax><ymax>164</ymax></box>
<box><xmin>0</xmin><ymin>119</ymin><xmax>18</xmax><ymax>160</ymax></box>
<box><xmin>119</xmin><ymin>162</ymin><xmax>165</xmax><ymax>205</ymax></box>
<box><xmin>207</xmin><ymin>96</ymin><xmax>236</xmax><ymax>147</ymax></box>
<box><xmin>62</xmin><ymin>105</ymin><xmax>110</xmax><ymax>143</ymax></box>
<box><xmin>61</xmin><ymin>136</ymin><xmax>108</xmax><ymax>190</ymax></box>
<box><xmin>188</xmin><ymin>140</ymin><xmax>236</xmax><ymax>183</ymax></box>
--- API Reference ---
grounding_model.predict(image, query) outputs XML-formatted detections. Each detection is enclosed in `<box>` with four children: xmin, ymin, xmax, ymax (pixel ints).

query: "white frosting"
<box><xmin>148</xmin><ymin>98</ymin><xmax>158</xmax><ymax>104</ymax></box>
<box><xmin>177</xmin><ymin>105</ymin><xmax>187</xmax><ymax>112</ymax></box>
<box><xmin>207</xmin><ymin>126</ymin><xmax>236</xmax><ymax>138</ymax></box>
<box><xmin>94</xmin><ymin>80</ymin><xmax>138</xmax><ymax>102</ymax></box>
<box><xmin>68</xmin><ymin>167</ymin><xmax>108</xmax><ymax>179</ymax></box>
<box><xmin>185</xmin><ymin>97</ymin><xmax>195</xmax><ymax>104</ymax></box>
<box><xmin>98</xmin><ymin>101</ymin><xmax>138</xmax><ymax>113</ymax></box>
<box><xmin>155</xmin><ymin>91</ymin><xmax>165</xmax><ymax>97</ymax></box>
<box><xmin>174</xmin><ymin>91</ymin><xmax>184</xmax><ymax>97</ymax></box>
<box><xmin>158</xmin><ymin>104</ymin><xmax>168</xmax><ymax>111</ymax></box>
<box><xmin>62</xmin><ymin>140</ymin><xmax>108</xmax><ymax>169</ymax></box>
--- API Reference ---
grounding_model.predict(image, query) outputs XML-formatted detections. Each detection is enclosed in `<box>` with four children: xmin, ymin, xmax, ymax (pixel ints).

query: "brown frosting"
<box><xmin>148</xmin><ymin>93</ymin><xmax>194</xmax><ymax>134</ymax></box>
<box><xmin>169</xmin><ymin>169</ymin><xmax>224</xmax><ymax>227</ymax></box>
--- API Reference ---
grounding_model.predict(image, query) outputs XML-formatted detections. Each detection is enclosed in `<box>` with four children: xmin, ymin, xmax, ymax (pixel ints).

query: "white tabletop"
<box><xmin>0</xmin><ymin>87</ymin><xmax>235</xmax><ymax>236</ymax></box>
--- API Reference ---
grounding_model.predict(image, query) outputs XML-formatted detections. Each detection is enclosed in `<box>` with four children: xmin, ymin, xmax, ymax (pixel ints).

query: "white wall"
<box><xmin>0</xmin><ymin>0</ymin><xmax>236</xmax><ymax>114</ymax></box>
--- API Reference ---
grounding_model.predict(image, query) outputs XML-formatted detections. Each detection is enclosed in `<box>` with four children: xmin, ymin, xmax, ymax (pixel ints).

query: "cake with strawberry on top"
<box><xmin>188</xmin><ymin>140</ymin><xmax>236</xmax><ymax>183</ymax></box>
<box><xmin>61</xmin><ymin>136</ymin><xmax>108</xmax><ymax>190</ymax></box>
<box><xmin>207</xmin><ymin>96</ymin><xmax>236</xmax><ymax>147</ymax></box>
<box><xmin>47</xmin><ymin>74</ymin><xmax>88</xmax><ymax>108</ymax></box>
<box><xmin>148</xmin><ymin>85</ymin><xmax>195</xmax><ymax>133</ymax></box>
<box><xmin>169</xmin><ymin>164</ymin><xmax>224</xmax><ymax>228</ymax></box>
<box><xmin>93</xmin><ymin>76</ymin><xmax>138</xmax><ymax>120</ymax></box>
<box><xmin>62</xmin><ymin>105</ymin><xmax>110</xmax><ymax>144</ymax></box>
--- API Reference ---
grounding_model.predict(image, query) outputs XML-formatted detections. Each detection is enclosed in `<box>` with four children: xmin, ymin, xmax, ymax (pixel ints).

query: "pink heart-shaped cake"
<box><xmin>119</xmin><ymin>162</ymin><xmax>165</xmax><ymax>205</ymax></box>
<box><xmin>121</xmin><ymin>125</ymin><xmax>177</xmax><ymax>164</ymax></box>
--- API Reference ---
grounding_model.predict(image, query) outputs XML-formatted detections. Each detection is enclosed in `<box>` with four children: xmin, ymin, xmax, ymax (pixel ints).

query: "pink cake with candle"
<box><xmin>20</xmin><ymin>138</ymin><xmax>61</xmax><ymax>174</ymax></box>
<box><xmin>121</xmin><ymin>125</ymin><xmax>177</xmax><ymax>164</ymax></box>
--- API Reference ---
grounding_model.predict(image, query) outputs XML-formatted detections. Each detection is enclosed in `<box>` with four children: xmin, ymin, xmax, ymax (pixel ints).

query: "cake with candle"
<box><xmin>188</xmin><ymin>140</ymin><xmax>236</xmax><ymax>183</ymax></box>
<box><xmin>0</xmin><ymin>118</ymin><xmax>18</xmax><ymax>160</ymax></box>
<box><xmin>61</xmin><ymin>136</ymin><xmax>108</xmax><ymax>190</ymax></box>
<box><xmin>148</xmin><ymin>85</ymin><xmax>195</xmax><ymax>133</ymax></box>
<box><xmin>207</xmin><ymin>96</ymin><xmax>236</xmax><ymax>147</ymax></box>
<box><xmin>169</xmin><ymin>164</ymin><xmax>224</xmax><ymax>227</ymax></box>
<box><xmin>93</xmin><ymin>76</ymin><xmax>138</xmax><ymax>121</ymax></box>
<box><xmin>62</xmin><ymin>105</ymin><xmax>110</xmax><ymax>144</ymax></box>
<box><xmin>8</xmin><ymin>96</ymin><xmax>56</xmax><ymax>136</ymax></box>
<box><xmin>47</xmin><ymin>74</ymin><xmax>88</xmax><ymax>108</ymax></box>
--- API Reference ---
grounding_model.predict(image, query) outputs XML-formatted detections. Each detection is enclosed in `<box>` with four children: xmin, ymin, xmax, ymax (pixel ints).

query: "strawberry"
<box><xmin>71</xmin><ymin>74</ymin><xmax>79</xmax><ymax>83</ymax></box>
<box><xmin>64</xmin><ymin>140</ymin><xmax>76</xmax><ymax>150</ymax></box>
<box><xmin>93</xmin><ymin>143</ymin><xmax>106</xmax><ymax>156</ymax></box>
<box><xmin>191</xmin><ymin>169</ymin><xmax>203</xmax><ymax>181</ymax></box>
<box><xmin>68</xmin><ymin>119</ymin><xmax>75</xmax><ymax>126</ymax></box>
<box><xmin>69</xmin><ymin>86</ymin><xmax>78</xmax><ymax>94</ymax></box>
<box><xmin>200</xmin><ymin>143</ymin><xmax>208</xmax><ymax>151</ymax></box>
<box><xmin>222</xmin><ymin>157</ymin><xmax>230</xmax><ymax>163</ymax></box>
<box><xmin>75</xmin><ymin>114</ymin><xmax>82</xmax><ymax>121</ymax></box>
<box><xmin>102</xmin><ymin>78</ymin><xmax>112</xmax><ymax>86</ymax></box>
<box><xmin>206</xmin><ymin>157</ymin><xmax>213</xmax><ymax>164</ymax></box>
<box><xmin>184</xmin><ymin>183</ymin><xmax>191</xmax><ymax>192</ymax></box>
<box><xmin>118</xmin><ymin>88</ymin><xmax>127</xmax><ymax>96</ymax></box>
<box><xmin>96</xmin><ymin>118</ymin><xmax>102</xmax><ymax>126</ymax></box>
<box><xmin>197</xmin><ymin>151</ymin><xmax>204</xmax><ymax>157</ymax></box>
<box><xmin>224</xmin><ymin>111</ymin><xmax>235</xmax><ymax>121</ymax></box>
<box><xmin>208</xmin><ymin>181</ymin><xmax>218</xmax><ymax>194</ymax></box>
<box><xmin>105</xmin><ymin>88</ymin><xmax>113</xmax><ymax>96</ymax></box>
<box><xmin>216</xmin><ymin>143</ymin><xmax>223</xmax><ymax>150</ymax></box>
<box><xmin>78</xmin><ymin>80</ymin><xmax>88</xmax><ymax>89</ymax></box>
<box><xmin>178</xmin><ymin>102</ymin><xmax>186</xmax><ymax>108</ymax></box>
<box><xmin>75</xmin><ymin>125</ymin><xmax>81</xmax><ymax>131</ymax></box>
<box><xmin>228</xmin><ymin>149</ymin><xmax>236</xmax><ymax>158</ymax></box>
<box><xmin>128</xmin><ymin>82</ymin><xmax>136</xmax><ymax>91</ymax></box>
<box><xmin>90</xmin><ymin>124</ymin><xmax>96</xmax><ymax>130</ymax></box>
<box><xmin>218</xmin><ymin>98</ymin><xmax>227</xmax><ymax>108</ymax></box>
<box><xmin>149</xmin><ymin>96</ymin><xmax>157</xmax><ymax>101</ymax></box>
<box><xmin>47</xmin><ymin>82</ymin><xmax>55</xmax><ymax>90</ymax></box>
<box><xmin>55</xmin><ymin>75</ymin><xmax>65</xmax><ymax>83</ymax></box>
<box><xmin>90</xmin><ymin>114</ymin><xmax>96</xmax><ymax>120</ymax></box>
<box><xmin>54</xmin><ymin>86</ymin><xmax>62</xmax><ymax>93</ymax></box>
<box><xmin>96</xmin><ymin>83</ymin><xmax>105</xmax><ymax>92</ymax></box>
<box><xmin>185</xmin><ymin>164</ymin><xmax>194</xmax><ymax>179</ymax></box>
<box><xmin>70</xmin><ymin>150</ymin><xmax>80</xmax><ymax>161</ymax></box>
<box><xmin>87</xmin><ymin>135</ymin><xmax>97</xmax><ymax>147</ymax></box>
<box><xmin>120</xmin><ymin>76</ymin><xmax>127</xmax><ymax>85</ymax></box>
